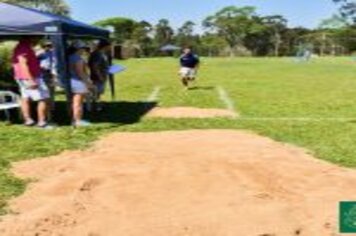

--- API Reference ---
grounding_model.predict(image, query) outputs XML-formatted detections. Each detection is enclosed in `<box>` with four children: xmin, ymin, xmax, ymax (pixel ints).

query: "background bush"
<box><xmin>0</xmin><ymin>42</ymin><xmax>15</xmax><ymax>90</ymax></box>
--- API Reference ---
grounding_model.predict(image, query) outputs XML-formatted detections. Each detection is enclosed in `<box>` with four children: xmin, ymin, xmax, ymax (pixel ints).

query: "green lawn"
<box><xmin>0</xmin><ymin>57</ymin><xmax>356</xmax><ymax>212</ymax></box>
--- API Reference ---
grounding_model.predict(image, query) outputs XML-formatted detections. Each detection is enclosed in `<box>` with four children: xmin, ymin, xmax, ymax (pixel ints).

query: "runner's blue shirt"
<box><xmin>180</xmin><ymin>53</ymin><xmax>200</xmax><ymax>68</ymax></box>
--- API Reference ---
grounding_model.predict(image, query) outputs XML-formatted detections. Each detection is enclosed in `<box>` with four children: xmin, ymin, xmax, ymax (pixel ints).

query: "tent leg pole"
<box><xmin>51</xmin><ymin>34</ymin><xmax>72</xmax><ymax>124</ymax></box>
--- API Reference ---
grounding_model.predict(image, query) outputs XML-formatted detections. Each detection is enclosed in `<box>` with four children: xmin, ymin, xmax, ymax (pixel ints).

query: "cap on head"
<box><xmin>72</xmin><ymin>40</ymin><xmax>87</xmax><ymax>50</ymax></box>
<box><xmin>43</xmin><ymin>41</ymin><xmax>53</xmax><ymax>47</ymax></box>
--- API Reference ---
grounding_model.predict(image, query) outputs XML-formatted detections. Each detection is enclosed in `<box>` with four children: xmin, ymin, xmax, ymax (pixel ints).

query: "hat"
<box><xmin>72</xmin><ymin>40</ymin><xmax>87</xmax><ymax>49</ymax></box>
<box><xmin>43</xmin><ymin>41</ymin><xmax>53</xmax><ymax>47</ymax></box>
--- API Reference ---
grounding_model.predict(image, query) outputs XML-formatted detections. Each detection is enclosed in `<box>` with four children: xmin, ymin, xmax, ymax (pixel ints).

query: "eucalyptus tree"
<box><xmin>0</xmin><ymin>0</ymin><xmax>70</xmax><ymax>16</ymax></box>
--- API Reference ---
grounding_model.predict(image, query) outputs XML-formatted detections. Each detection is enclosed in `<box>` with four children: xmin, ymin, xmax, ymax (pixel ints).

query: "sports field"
<box><xmin>0</xmin><ymin>57</ymin><xmax>355</xmax><ymax>225</ymax></box>
<box><xmin>1</xmin><ymin>57</ymin><xmax>356</xmax><ymax>206</ymax></box>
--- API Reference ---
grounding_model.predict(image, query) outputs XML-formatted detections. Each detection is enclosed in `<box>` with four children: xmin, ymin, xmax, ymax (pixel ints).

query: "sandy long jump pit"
<box><xmin>147</xmin><ymin>107</ymin><xmax>238</xmax><ymax>119</ymax></box>
<box><xmin>0</xmin><ymin>130</ymin><xmax>356</xmax><ymax>236</ymax></box>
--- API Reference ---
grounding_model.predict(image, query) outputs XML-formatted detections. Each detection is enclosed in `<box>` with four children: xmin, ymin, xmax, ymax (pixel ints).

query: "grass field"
<box><xmin>0</xmin><ymin>57</ymin><xmax>355</xmax><ymax>212</ymax></box>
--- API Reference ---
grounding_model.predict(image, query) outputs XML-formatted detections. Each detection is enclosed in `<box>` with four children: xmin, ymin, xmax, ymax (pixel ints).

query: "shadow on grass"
<box><xmin>0</xmin><ymin>101</ymin><xmax>157</xmax><ymax>126</ymax></box>
<box><xmin>188</xmin><ymin>86</ymin><xmax>215</xmax><ymax>91</ymax></box>
<box><xmin>53</xmin><ymin>101</ymin><xmax>157</xmax><ymax>126</ymax></box>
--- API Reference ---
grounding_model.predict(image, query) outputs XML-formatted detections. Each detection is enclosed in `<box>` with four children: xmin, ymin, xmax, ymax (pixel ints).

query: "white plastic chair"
<box><xmin>0</xmin><ymin>91</ymin><xmax>21</xmax><ymax>122</ymax></box>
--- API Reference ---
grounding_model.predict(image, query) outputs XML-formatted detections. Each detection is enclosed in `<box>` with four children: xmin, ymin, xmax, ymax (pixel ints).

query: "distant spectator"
<box><xmin>12</xmin><ymin>37</ymin><xmax>51</xmax><ymax>128</ymax></box>
<box><xmin>179</xmin><ymin>47</ymin><xmax>200</xmax><ymax>89</ymax></box>
<box><xmin>68</xmin><ymin>41</ymin><xmax>94</xmax><ymax>127</ymax></box>
<box><xmin>88</xmin><ymin>40</ymin><xmax>112</xmax><ymax>111</ymax></box>
<box><xmin>37</xmin><ymin>41</ymin><xmax>57</xmax><ymax>115</ymax></box>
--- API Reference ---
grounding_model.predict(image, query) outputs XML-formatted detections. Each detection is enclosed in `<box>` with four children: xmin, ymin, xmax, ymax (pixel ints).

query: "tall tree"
<box><xmin>333</xmin><ymin>0</ymin><xmax>356</xmax><ymax>23</ymax></box>
<box><xmin>132</xmin><ymin>21</ymin><xmax>154</xmax><ymax>57</ymax></box>
<box><xmin>262</xmin><ymin>15</ymin><xmax>288</xmax><ymax>56</ymax></box>
<box><xmin>203</xmin><ymin>6</ymin><xmax>264</xmax><ymax>56</ymax></box>
<box><xmin>95</xmin><ymin>17</ymin><xmax>137</xmax><ymax>44</ymax></box>
<box><xmin>200</xmin><ymin>33</ymin><xmax>228</xmax><ymax>56</ymax></box>
<box><xmin>319</xmin><ymin>15</ymin><xmax>347</xmax><ymax>55</ymax></box>
<box><xmin>154</xmin><ymin>19</ymin><xmax>174</xmax><ymax>46</ymax></box>
<box><xmin>176</xmin><ymin>21</ymin><xmax>196</xmax><ymax>47</ymax></box>
<box><xmin>319</xmin><ymin>14</ymin><xmax>349</xmax><ymax>29</ymax></box>
<box><xmin>0</xmin><ymin>0</ymin><xmax>70</xmax><ymax>16</ymax></box>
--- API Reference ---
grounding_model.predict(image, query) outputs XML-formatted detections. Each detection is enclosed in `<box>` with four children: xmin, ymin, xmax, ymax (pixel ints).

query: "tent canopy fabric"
<box><xmin>0</xmin><ymin>2</ymin><xmax>109</xmax><ymax>38</ymax></box>
<box><xmin>0</xmin><ymin>3</ymin><xmax>115</xmax><ymax>103</ymax></box>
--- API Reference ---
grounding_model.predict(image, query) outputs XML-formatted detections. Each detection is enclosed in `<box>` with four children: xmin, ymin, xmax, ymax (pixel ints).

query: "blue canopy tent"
<box><xmin>0</xmin><ymin>3</ymin><xmax>114</xmax><ymax>115</ymax></box>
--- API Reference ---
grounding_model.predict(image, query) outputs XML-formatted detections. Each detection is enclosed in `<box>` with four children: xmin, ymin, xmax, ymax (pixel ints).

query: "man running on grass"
<box><xmin>179</xmin><ymin>47</ymin><xmax>200</xmax><ymax>89</ymax></box>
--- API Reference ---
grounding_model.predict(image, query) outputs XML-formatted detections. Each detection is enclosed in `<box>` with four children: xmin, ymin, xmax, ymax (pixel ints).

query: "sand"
<box><xmin>147</xmin><ymin>107</ymin><xmax>238</xmax><ymax>119</ymax></box>
<box><xmin>0</xmin><ymin>130</ymin><xmax>355</xmax><ymax>236</ymax></box>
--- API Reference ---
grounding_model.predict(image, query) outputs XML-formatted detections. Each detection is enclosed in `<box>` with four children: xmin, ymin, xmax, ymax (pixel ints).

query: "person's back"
<box><xmin>12</xmin><ymin>39</ymin><xmax>41</xmax><ymax>81</ymax></box>
<box><xmin>69</xmin><ymin>53</ymin><xmax>85</xmax><ymax>80</ymax></box>
<box><xmin>38</xmin><ymin>49</ymin><xmax>56</xmax><ymax>74</ymax></box>
<box><xmin>88</xmin><ymin>50</ymin><xmax>109</xmax><ymax>82</ymax></box>
<box><xmin>88</xmin><ymin>40</ymin><xmax>112</xmax><ymax>111</ymax></box>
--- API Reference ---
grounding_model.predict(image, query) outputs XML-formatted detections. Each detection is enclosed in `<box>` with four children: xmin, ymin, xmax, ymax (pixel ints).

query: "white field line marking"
<box><xmin>217</xmin><ymin>86</ymin><xmax>238</xmax><ymax>117</ymax></box>
<box><xmin>238</xmin><ymin>117</ymin><xmax>356</xmax><ymax>122</ymax></box>
<box><xmin>146</xmin><ymin>86</ymin><xmax>161</xmax><ymax>102</ymax></box>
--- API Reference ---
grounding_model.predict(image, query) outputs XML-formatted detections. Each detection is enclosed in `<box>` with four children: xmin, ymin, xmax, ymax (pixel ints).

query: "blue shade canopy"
<box><xmin>0</xmin><ymin>2</ymin><xmax>109</xmax><ymax>38</ymax></box>
<box><xmin>160</xmin><ymin>44</ymin><xmax>181</xmax><ymax>51</ymax></box>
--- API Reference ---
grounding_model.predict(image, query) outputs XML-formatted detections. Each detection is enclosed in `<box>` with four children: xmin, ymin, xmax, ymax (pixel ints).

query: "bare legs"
<box><xmin>72</xmin><ymin>93</ymin><xmax>84</xmax><ymax>124</ymax></box>
<box><xmin>21</xmin><ymin>98</ymin><xmax>32</xmax><ymax>124</ymax></box>
<box><xmin>37</xmin><ymin>100</ymin><xmax>48</xmax><ymax>125</ymax></box>
<box><xmin>182</xmin><ymin>77</ymin><xmax>189</xmax><ymax>88</ymax></box>
<box><xmin>181</xmin><ymin>77</ymin><xmax>196</xmax><ymax>89</ymax></box>
<box><xmin>21</xmin><ymin>98</ymin><xmax>49</xmax><ymax>126</ymax></box>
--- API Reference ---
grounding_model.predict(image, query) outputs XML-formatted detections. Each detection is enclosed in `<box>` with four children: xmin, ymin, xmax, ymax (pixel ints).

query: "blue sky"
<box><xmin>67</xmin><ymin>0</ymin><xmax>338</xmax><ymax>31</ymax></box>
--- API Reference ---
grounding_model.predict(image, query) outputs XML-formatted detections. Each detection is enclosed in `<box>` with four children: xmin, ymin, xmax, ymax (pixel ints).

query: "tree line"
<box><xmin>95</xmin><ymin>6</ymin><xmax>356</xmax><ymax>57</ymax></box>
<box><xmin>0</xmin><ymin>0</ymin><xmax>355</xmax><ymax>57</ymax></box>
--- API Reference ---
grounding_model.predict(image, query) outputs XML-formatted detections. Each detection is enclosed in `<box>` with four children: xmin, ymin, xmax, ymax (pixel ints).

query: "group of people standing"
<box><xmin>11</xmin><ymin>37</ymin><xmax>112</xmax><ymax>128</ymax></box>
<box><xmin>11</xmin><ymin>37</ymin><xmax>200</xmax><ymax>129</ymax></box>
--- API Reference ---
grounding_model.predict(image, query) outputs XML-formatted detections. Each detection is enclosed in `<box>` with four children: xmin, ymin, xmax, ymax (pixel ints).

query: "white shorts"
<box><xmin>180</xmin><ymin>67</ymin><xmax>196</xmax><ymax>78</ymax></box>
<box><xmin>71</xmin><ymin>79</ymin><xmax>88</xmax><ymax>94</ymax></box>
<box><xmin>17</xmin><ymin>78</ymin><xmax>50</xmax><ymax>102</ymax></box>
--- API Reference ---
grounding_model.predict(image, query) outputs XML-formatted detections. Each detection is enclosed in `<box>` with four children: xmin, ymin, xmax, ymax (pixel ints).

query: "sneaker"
<box><xmin>37</xmin><ymin>122</ymin><xmax>55</xmax><ymax>130</ymax></box>
<box><xmin>73</xmin><ymin>120</ymin><xmax>91</xmax><ymax>128</ymax></box>
<box><xmin>24</xmin><ymin>119</ymin><xmax>35</xmax><ymax>127</ymax></box>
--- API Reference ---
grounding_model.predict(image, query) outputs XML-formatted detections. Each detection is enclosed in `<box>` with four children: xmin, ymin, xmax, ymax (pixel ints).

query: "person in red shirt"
<box><xmin>12</xmin><ymin>37</ymin><xmax>51</xmax><ymax>128</ymax></box>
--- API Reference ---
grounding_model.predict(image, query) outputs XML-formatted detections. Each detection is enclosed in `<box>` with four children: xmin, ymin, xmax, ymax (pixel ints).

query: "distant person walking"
<box><xmin>68</xmin><ymin>41</ymin><xmax>94</xmax><ymax>127</ymax></box>
<box><xmin>89</xmin><ymin>40</ymin><xmax>112</xmax><ymax>111</ymax></box>
<box><xmin>12</xmin><ymin>37</ymin><xmax>51</xmax><ymax>128</ymax></box>
<box><xmin>179</xmin><ymin>47</ymin><xmax>200</xmax><ymax>89</ymax></box>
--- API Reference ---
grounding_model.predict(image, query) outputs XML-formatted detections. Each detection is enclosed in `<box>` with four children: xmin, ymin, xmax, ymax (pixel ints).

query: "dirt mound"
<box><xmin>147</xmin><ymin>107</ymin><xmax>238</xmax><ymax>118</ymax></box>
<box><xmin>0</xmin><ymin>130</ymin><xmax>355</xmax><ymax>236</ymax></box>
